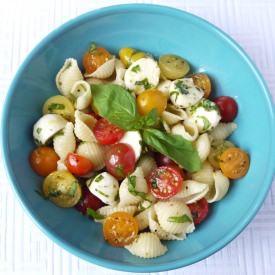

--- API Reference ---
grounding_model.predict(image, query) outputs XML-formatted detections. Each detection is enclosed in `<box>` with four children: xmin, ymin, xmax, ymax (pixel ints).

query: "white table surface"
<box><xmin>1</xmin><ymin>0</ymin><xmax>275</xmax><ymax>274</ymax></box>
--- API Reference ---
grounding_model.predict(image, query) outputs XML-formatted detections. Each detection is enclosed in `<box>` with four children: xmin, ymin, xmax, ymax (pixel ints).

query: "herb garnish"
<box><xmin>168</xmin><ymin>214</ymin><xmax>192</xmax><ymax>223</ymax></box>
<box><xmin>48</xmin><ymin>103</ymin><xmax>65</xmax><ymax>111</ymax></box>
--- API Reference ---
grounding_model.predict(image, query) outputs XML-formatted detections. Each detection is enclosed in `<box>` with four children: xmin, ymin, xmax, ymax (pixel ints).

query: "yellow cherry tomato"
<box><xmin>219</xmin><ymin>147</ymin><xmax>250</xmax><ymax>179</ymax></box>
<box><xmin>119</xmin><ymin>47</ymin><xmax>146</xmax><ymax>68</ymax></box>
<box><xmin>158</xmin><ymin>54</ymin><xmax>190</xmax><ymax>80</ymax></box>
<box><xmin>43</xmin><ymin>170</ymin><xmax>82</xmax><ymax>208</ymax></box>
<box><xmin>190</xmin><ymin>73</ymin><xmax>212</xmax><ymax>98</ymax></box>
<box><xmin>136</xmin><ymin>89</ymin><xmax>167</xmax><ymax>116</ymax></box>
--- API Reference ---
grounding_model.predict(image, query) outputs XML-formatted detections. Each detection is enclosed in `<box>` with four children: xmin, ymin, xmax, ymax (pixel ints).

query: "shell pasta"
<box><xmin>29</xmin><ymin>44</ymin><xmax>250</xmax><ymax>259</ymax></box>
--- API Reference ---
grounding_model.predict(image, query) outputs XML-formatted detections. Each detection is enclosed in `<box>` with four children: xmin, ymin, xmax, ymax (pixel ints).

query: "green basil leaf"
<box><xmin>91</xmin><ymin>84</ymin><xmax>141</xmax><ymax>130</ymax></box>
<box><xmin>142</xmin><ymin>129</ymin><xmax>201</xmax><ymax>172</ymax></box>
<box><xmin>168</xmin><ymin>214</ymin><xmax>192</xmax><ymax>223</ymax></box>
<box><xmin>86</xmin><ymin>208</ymin><xmax>105</xmax><ymax>220</ymax></box>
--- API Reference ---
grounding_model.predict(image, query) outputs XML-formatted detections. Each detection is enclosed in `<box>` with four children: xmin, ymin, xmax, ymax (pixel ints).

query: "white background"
<box><xmin>0</xmin><ymin>1</ymin><xmax>275</xmax><ymax>274</ymax></box>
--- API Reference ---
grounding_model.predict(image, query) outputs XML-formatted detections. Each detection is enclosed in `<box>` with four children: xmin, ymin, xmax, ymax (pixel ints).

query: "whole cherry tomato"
<box><xmin>29</xmin><ymin>146</ymin><xmax>59</xmax><ymax>176</ymax></box>
<box><xmin>105</xmin><ymin>143</ymin><xmax>136</xmax><ymax>180</ymax></box>
<box><xmin>66</xmin><ymin>153</ymin><xmax>94</xmax><ymax>176</ymax></box>
<box><xmin>213</xmin><ymin>96</ymin><xmax>238</xmax><ymax>122</ymax></box>
<box><xmin>187</xmin><ymin>198</ymin><xmax>209</xmax><ymax>224</ymax></box>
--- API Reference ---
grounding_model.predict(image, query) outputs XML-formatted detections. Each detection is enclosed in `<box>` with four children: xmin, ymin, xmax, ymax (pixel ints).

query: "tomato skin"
<box><xmin>219</xmin><ymin>147</ymin><xmax>250</xmax><ymax>179</ymax></box>
<box><xmin>187</xmin><ymin>198</ymin><xmax>209</xmax><ymax>224</ymax></box>
<box><xmin>103</xmin><ymin>212</ymin><xmax>138</xmax><ymax>247</ymax></box>
<box><xmin>93</xmin><ymin>118</ymin><xmax>125</xmax><ymax>145</ymax></box>
<box><xmin>66</xmin><ymin>153</ymin><xmax>94</xmax><ymax>176</ymax></box>
<box><xmin>190</xmin><ymin>73</ymin><xmax>212</xmax><ymax>98</ymax></box>
<box><xmin>136</xmin><ymin>89</ymin><xmax>167</xmax><ymax>116</ymax></box>
<box><xmin>29</xmin><ymin>146</ymin><xmax>59</xmax><ymax>176</ymax></box>
<box><xmin>119</xmin><ymin>47</ymin><xmax>146</xmax><ymax>68</ymax></box>
<box><xmin>75</xmin><ymin>185</ymin><xmax>104</xmax><ymax>214</ymax></box>
<box><xmin>83</xmin><ymin>43</ymin><xmax>112</xmax><ymax>74</ymax></box>
<box><xmin>105</xmin><ymin>143</ymin><xmax>136</xmax><ymax>180</ymax></box>
<box><xmin>147</xmin><ymin>166</ymin><xmax>183</xmax><ymax>199</ymax></box>
<box><xmin>154</xmin><ymin>152</ymin><xmax>177</xmax><ymax>167</ymax></box>
<box><xmin>213</xmin><ymin>96</ymin><xmax>238</xmax><ymax>122</ymax></box>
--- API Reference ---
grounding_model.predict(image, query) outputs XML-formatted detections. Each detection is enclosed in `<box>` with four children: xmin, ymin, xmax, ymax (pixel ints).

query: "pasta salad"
<box><xmin>29</xmin><ymin>43</ymin><xmax>250</xmax><ymax>259</ymax></box>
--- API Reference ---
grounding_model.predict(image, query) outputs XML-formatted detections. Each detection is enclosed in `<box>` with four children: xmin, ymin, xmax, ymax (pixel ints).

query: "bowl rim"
<box><xmin>1</xmin><ymin>3</ymin><xmax>275</xmax><ymax>272</ymax></box>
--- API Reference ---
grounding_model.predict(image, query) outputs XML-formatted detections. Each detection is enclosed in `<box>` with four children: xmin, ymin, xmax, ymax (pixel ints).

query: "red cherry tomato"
<box><xmin>105</xmin><ymin>143</ymin><xmax>136</xmax><ymax>180</ymax></box>
<box><xmin>75</xmin><ymin>185</ymin><xmax>104</xmax><ymax>214</ymax></box>
<box><xmin>213</xmin><ymin>96</ymin><xmax>238</xmax><ymax>122</ymax></box>
<box><xmin>66</xmin><ymin>153</ymin><xmax>94</xmax><ymax>176</ymax></box>
<box><xmin>187</xmin><ymin>198</ymin><xmax>209</xmax><ymax>224</ymax></box>
<box><xmin>29</xmin><ymin>146</ymin><xmax>59</xmax><ymax>176</ymax></box>
<box><xmin>93</xmin><ymin>118</ymin><xmax>125</xmax><ymax>145</ymax></box>
<box><xmin>154</xmin><ymin>152</ymin><xmax>177</xmax><ymax>167</ymax></box>
<box><xmin>147</xmin><ymin>166</ymin><xmax>183</xmax><ymax>199</ymax></box>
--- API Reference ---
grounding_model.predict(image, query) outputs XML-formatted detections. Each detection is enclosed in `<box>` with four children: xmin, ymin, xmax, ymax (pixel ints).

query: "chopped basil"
<box><xmin>67</xmin><ymin>181</ymin><xmax>78</xmax><ymax>197</ymax></box>
<box><xmin>131</xmin><ymin>64</ymin><xmax>141</xmax><ymax>73</ymax></box>
<box><xmin>36</xmin><ymin>127</ymin><xmax>42</xmax><ymax>134</ymax></box>
<box><xmin>198</xmin><ymin>115</ymin><xmax>211</xmax><ymax>131</ymax></box>
<box><xmin>95</xmin><ymin>188</ymin><xmax>109</xmax><ymax>198</ymax></box>
<box><xmin>127</xmin><ymin>175</ymin><xmax>146</xmax><ymax>199</ymax></box>
<box><xmin>167</xmin><ymin>214</ymin><xmax>192</xmax><ymax>223</ymax></box>
<box><xmin>48</xmin><ymin>103</ymin><xmax>65</xmax><ymax>111</ymax></box>
<box><xmin>95</xmin><ymin>175</ymin><xmax>104</xmax><ymax>182</ymax></box>
<box><xmin>175</xmin><ymin>80</ymin><xmax>189</xmax><ymax>94</ymax></box>
<box><xmin>86</xmin><ymin>208</ymin><xmax>105</xmax><ymax>220</ymax></box>
<box><xmin>135</xmin><ymin>78</ymin><xmax>153</xmax><ymax>90</ymax></box>
<box><xmin>115</xmin><ymin>165</ymin><xmax>125</xmax><ymax>178</ymax></box>
<box><xmin>48</xmin><ymin>190</ymin><xmax>62</xmax><ymax>197</ymax></box>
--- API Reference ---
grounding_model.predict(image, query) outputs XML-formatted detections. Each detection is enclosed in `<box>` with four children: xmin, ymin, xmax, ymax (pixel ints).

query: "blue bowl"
<box><xmin>1</xmin><ymin>4</ymin><xmax>275</xmax><ymax>272</ymax></box>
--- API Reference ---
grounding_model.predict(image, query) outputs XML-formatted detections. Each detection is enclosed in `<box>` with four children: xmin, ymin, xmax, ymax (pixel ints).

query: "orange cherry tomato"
<box><xmin>190</xmin><ymin>73</ymin><xmax>212</xmax><ymax>98</ymax></box>
<box><xmin>103</xmin><ymin>212</ymin><xmax>138</xmax><ymax>247</ymax></box>
<box><xmin>136</xmin><ymin>89</ymin><xmax>167</xmax><ymax>116</ymax></box>
<box><xmin>83</xmin><ymin>42</ymin><xmax>112</xmax><ymax>74</ymax></box>
<box><xmin>29</xmin><ymin>146</ymin><xmax>59</xmax><ymax>176</ymax></box>
<box><xmin>219</xmin><ymin>147</ymin><xmax>250</xmax><ymax>179</ymax></box>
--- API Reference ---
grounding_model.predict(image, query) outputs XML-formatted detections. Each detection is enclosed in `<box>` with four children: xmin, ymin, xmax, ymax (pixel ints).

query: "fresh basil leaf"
<box><xmin>127</xmin><ymin>175</ymin><xmax>146</xmax><ymax>199</ymax></box>
<box><xmin>168</xmin><ymin>214</ymin><xmax>192</xmax><ymax>223</ymax></box>
<box><xmin>142</xmin><ymin>129</ymin><xmax>201</xmax><ymax>172</ymax></box>
<box><xmin>91</xmin><ymin>84</ymin><xmax>158</xmax><ymax>130</ymax></box>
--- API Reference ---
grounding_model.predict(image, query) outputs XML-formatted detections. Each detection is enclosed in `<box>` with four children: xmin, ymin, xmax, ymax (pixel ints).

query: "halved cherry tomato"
<box><xmin>93</xmin><ymin>118</ymin><xmax>125</xmax><ymax>145</ymax></box>
<box><xmin>219</xmin><ymin>147</ymin><xmax>250</xmax><ymax>179</ymax></box>
<box><xmin>29</xmin><ymin>146</ymin><xmax>59</xmax><ymax>176</ymax></box>
<box><xmin>66</xmin><ymin>153</ymin><xmax>94</xmax><ymax>176</ymax></box>
<box><xmin>136</xmin><ymin>89</ymin><xmax>167</xmax><ymax>116</ymax></box>
<box><xmin>147</xmin><ymin>166</ymin><xmax>183</xmax><ymax>199</ymax></box>
<box><xmin>83</xmin><ymin>42</ymin><xmax>112</xmax><ymax>74</ymax></box>
<box><xmin>75</xmin><ymin>185</ymin><xmax>104</xmax><ymax>214</ymax></box>
<box><xmin>105</xmin><ymin>143</ymin><xmax>136</xmax><ymax>180</ymax></box>
<box><xmin>190</xmin><ymin>73</ymin><xmax>212</xmax><ymax>98</ymax></box>
<box><xmin>103</xmin><ymin>211</ymin><xmax>138</xmax><ymax>247</ymax></box>
<box><xmin>187</xmin><ymin>198</ymin><xmax>209</xmax><ymax>224</ymax></box>
<box><xmin>213</xmin><ymin>96</ymin><xmax>238</xmax><ymax>122</ymax></box>
<box><xmin>119</xmin><ymin>47</ymin><xmax>146</xmax><ymax>68</ymax></box>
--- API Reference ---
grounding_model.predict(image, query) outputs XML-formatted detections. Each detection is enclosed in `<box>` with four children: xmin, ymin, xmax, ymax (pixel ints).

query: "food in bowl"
<box><xmin>29</xmin><ymin>43</ymin><xmax>250</xmax><ymax>258</ymax></box>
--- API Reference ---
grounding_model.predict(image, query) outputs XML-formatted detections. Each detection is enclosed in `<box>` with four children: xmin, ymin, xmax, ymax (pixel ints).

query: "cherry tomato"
<box><xmin>93</xmin><ymin>118</ymin><xmax>125</xmax><ymax>145</ymax></box>
<box><xmin>119</xmin><ymin>47</ymin><xmax>146</xmax><ymax>68</ymax></box>
<box><xmin>103</xmin><ymin>211</ymin><xmax>138</xmax><ymax>247</ymax></box>
<box><xmin>147</xmin><ymin>166</ymin><xmax>183</xmax><ymax>199</ymax></box>
<box><xmin>219</xmin><ymin>147</ymin><xmax>250</xmax><ymax>179</ymax></box>
<box><xmin>43</xmin><ymin>170</ymin><xmax>82</xmax><ymax>208</ymax></box>
<box><xmin>105</xmin><ymin>143</ymin><xmax>136</xmax><ymax>180</ymax></box>
<box><xmin>190</xmin><ymin>73</ymin><xmax>212</xmax><ymax>98</ymax></box>
<box><xmin>66</xmin><ymin>153</ymin><xmax>94</xmax><ymax>176</ymax></box>
<box><xmin>136</xmin><ymin>89</ymin><xmax>167</xmax><ymax>116</ymax></box>
<box><xmin>154</xmin><ymin>152</ymin><xmax>177</xmax><ymax>167</ymax></box>
<box><xmin>187</xmin><ymin>198</ymin><xmax>209</xmax><ymax>224</ymax></box>
<box><xmin>29</xmin><ymin>146</ymin><xmax>59</xmax><ymax>176</ymax></box>
<box><xmin>213</xmin><ymin>96</ymin><xmax>238</xmax><ymax>122</ymax></box>
<box><xmin>158</xmin><ymin>54</ymin><xmax>190</xmax><ymax>80</ymax></box>
<box><xmin>83</xmin><ymin>42</ymin><xmax>112</xmax><ymax>74</ymax></box>
<box><xmin>75</xmin><ymin>185</ymin><xmax>104</xmax><ymax>214</ymax></box>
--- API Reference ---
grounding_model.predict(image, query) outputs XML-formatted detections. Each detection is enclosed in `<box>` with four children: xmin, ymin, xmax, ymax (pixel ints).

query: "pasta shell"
<box><xmin>206</xmin><ymin>170</ymin><xmax>230</xmax><ymax>203</ymax></box>
<box><xmin>134</xmin><ymin>207</ymin><xmax>151</xmax><ymax>231</ymax></box>
<box><xmin>119</xmin><ymin>167</ymin><xmax>148</xmax><ymax>207</ymax></box>
<box><xmin>57</xmin><ymin>160</ymin><xmax>68</xmax><ymax>171</ymax></box>
<box><xmin>56</xmin><ymin>58</ymin><xmax>83</xmax><ymax>96</ymax></box>
<box><xmin>125</xmin><ymin>232</ymin><xmax>168</xmax><ymax>259</ymax></box>
<box><xmin>53</xmin><ymin>122</ymin><xmax>76</xmax><ymax>160</ymax></box>
<box><xmin>195</xmin><ymin>133</ymin><xmax>211</xmax><ymax>162</ymax></box>
<box><xmin>209</xmin><ymin>122</ymin><xmax>237</xmax><ymax>141</ymax></box>
<box><xmin>173</xmin><ymin>180</ymin><xmax>209</xmax><ymax>203</ymax></box>
<box><xmin>76</xmin><ymin>142</ymin><xmax>105</xmax><ymax>171</ymax></box>
<box><xmin>191</xmin><ymin>161</ymin><xmax>214</xmax><ymax>186</ymax></box>
<box><xmin>84</xmin><ymin>77</ymin><xmax>107</xmax><ymax>85</ymax></box>
<box><xmin>112</xmin><ymin>58</ymin><xmax>126</xmax><ymax>87</ymax></box>
<box><xmin>154</xmin><ymin>200</ymin><xmax>195</xmax><ymax>235</ymax></box>
<box><xmin>137</xmin><ymin>153</ymin><xmax>157</xmax><ymax>178</ymax></box>
<box><xmin>70</xmin><ymin>80</ymin><xmax>92</xmax><ymax>110</ymax></box>
<box><xmin>74</xmin><ymin>110</ymin><xmax>97</xmax><ymax>142</ymax></box>
<box><xmin>84</xmin><ymin>56</ymin><xmax>116</xmax><ymax>79</ymax></box>
<box><xmin>157</xmin><ymin>80</ymin><xmax>172</xmax><ymax>98</ymax></box>
<box><xmin>171</xmin><ymin>120</ymin><xmax>199</xmax><ymax>142</ymax></box>
<box><xmin>161</xmin><ymin>104</ymin><xmax>187</xmax><ymax>125</ymax></box>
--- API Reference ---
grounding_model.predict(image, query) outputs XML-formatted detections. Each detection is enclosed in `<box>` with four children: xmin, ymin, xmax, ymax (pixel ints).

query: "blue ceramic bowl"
<box><xmin>1</xmin><ymin>4</ymin><xmax>275</xmax><ymax>272</ymax></box>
